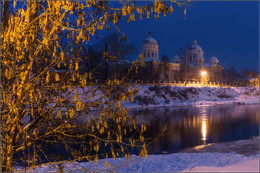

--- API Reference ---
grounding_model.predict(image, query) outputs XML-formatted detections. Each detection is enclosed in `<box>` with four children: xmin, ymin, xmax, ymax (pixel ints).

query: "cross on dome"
<box><xmin>193</xmin><ymin>37</ymin><xmax>197</xmax><ymax>45</ymax></box>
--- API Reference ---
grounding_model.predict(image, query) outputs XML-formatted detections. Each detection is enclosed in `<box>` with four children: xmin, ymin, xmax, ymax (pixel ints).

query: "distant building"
<box><xmin>180</xmin><ymin>38</ymin><xmax>224</xmax><ymax>81</ymax></box>
<box><xmin>140</xmin><ymin>34</ymin><xmax>224</xmax><ymax>82</ymax></box>
<box><xmin>116</xmin><ymin>33</ymin><xmax>224</xmax><ymax>82</ymax></box>
<box><xmin>140</xmin><ymin>32</ymin><xmax>180</xmax><ymax>81</ymax></box>
<box><xmin>142</xmin><ymin>32</ymin><xmax>159</xmax><ymax>61</ymax></box>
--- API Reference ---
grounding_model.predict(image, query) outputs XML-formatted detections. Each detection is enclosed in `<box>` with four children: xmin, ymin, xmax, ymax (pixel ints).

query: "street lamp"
<box><xmin>201</xmin><ymin>71</ymin><xmax>207</xmax><ymax>84</ymax></box>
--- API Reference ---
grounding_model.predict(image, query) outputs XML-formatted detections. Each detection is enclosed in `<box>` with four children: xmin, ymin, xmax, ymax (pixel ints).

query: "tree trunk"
<box><xmin>2</xmin><ymin>1</ymin><xmax>9</xmax><ymax>31</ymax></box>
<box><xmin>1</xmin><ymin>135</ymin><xmax>15</xmax><ymax>172</ymax></box>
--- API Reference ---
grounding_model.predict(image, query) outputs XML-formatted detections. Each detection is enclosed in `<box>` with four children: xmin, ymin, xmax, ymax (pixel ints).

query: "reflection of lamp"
<box><xmin>201</xmin><ymin>71</ymin><xmax>207</xmax><ymax>84</ymax></box>
<box><xmin>201</xmin><ymin>118</ymin><xmax>207</xmax><ymax>144</ymax></box>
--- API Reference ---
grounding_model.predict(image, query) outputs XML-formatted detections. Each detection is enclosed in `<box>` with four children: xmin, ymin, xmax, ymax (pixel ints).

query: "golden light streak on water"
<box><xmin>201</xmin><ymin>117</ymin><xmax>207</xmax><ymax>144</ymax></box>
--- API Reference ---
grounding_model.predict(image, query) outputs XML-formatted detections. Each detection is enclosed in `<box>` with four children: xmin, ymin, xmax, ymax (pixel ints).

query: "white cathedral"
<box><xmin>140</xmin><ymin>32</ymin><xmax>223</xmax><ymax>82</ymax></box>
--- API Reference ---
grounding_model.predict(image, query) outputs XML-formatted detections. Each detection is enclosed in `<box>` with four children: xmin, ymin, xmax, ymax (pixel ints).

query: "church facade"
<box><xmin>140</xmin><ymin>32</ymin><xmax>224</xmax><ymax>82</ymax></box>
<box><xmin>139</xmin><ymin>32</ymin><xmax>180</xmax><ymax>82</ymax></box>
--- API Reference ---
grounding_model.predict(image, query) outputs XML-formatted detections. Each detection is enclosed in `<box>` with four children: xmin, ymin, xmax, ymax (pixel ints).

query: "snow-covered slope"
<box><xmin>15</xmin><ymin>152</ymin><xmax>259</xmax><ymax>172</ymax></box>
<box><xmin>123</xmin><ymin>86</ymin><xmax>259</xmax><ymax>109</ymax></box>
<box><xmin>183</xmin><ymin>158</ymin><xmax>259</xmax><ymax>172</ymax></box>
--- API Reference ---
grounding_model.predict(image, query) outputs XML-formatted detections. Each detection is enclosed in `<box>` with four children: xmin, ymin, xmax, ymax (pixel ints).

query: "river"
<box><xmin>16</xmin><ymin>104</ymin><xmax>259</xmax><ymax>167</ymax></box>
<box><xmin>129</xmin><ymin>104</ymin><xmax>259</xmax><ymax>154</ymax></box>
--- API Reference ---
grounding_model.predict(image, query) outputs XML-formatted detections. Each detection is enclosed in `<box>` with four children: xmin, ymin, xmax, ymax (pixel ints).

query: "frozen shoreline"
<box><xmin>15</xmin><ymin>137</ymin><xmax>259</xmax><ymax>172</ymax></box>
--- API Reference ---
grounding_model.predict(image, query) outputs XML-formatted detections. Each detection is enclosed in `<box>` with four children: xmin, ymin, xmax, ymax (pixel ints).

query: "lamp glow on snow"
<box><xmin>201</xmin><ymin>71</ymin><xmax>207</xmax><ymax>85</ymax></box>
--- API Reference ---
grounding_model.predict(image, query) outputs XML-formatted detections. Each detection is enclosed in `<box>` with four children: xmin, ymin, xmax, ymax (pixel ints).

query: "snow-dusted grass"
<box><xmin>123</xmin><ymin>86</ymin><xmax>259</xmax><ymax>109</ymax></box>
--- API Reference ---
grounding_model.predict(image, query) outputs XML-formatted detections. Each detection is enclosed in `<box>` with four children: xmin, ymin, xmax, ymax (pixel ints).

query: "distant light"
<box><xmin>201</xmin><ymin>71</ymin><xmax>207</xmax><ymax>76</ymax></box>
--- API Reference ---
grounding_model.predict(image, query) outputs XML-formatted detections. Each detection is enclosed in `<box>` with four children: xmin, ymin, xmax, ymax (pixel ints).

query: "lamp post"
<box><xmin>201</xmin><ymin>71</ymin><xmax>207</xmax><ymax>85</ymax></box>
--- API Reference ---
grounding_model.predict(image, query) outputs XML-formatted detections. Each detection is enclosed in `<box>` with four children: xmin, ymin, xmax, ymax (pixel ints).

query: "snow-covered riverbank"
<box><xmin>14</xmin><ymin>137</ymin><xmax>259</xmax><ymax>172</ymax></box>
<box><xmin>123</xmin><ymin>86</ymin><xmax>259</xmax><ymax>109</ymax></box>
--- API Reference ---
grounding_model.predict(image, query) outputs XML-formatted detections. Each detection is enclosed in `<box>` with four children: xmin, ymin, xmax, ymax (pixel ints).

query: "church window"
<box><xmin>152</xmin><ymin>52</ymin><xmax>154</xmax><ymax>57</ymax></box>
<box><xmin>190</xmin><ymin>56</ymin><xmax>192</xmax><ymax>61</ymax></box>
<box><xmin>144</xmin><ymin>52</ymin><xmax>146</xmax><ymax>57</ymax></box>
<box><xmin>147</xmin><ymin>52</ymin><xmax>150</xmax><ymax>57</ymax></box>
<box><xmin>155</xmin><ymin>53</ymin><xmax>157</xmax><ymax>57</ymax></box>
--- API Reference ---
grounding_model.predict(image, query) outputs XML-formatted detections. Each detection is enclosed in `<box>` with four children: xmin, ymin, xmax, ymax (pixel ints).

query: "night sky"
<box><xmin>106</xmin><ymin>1</ymin><xmax>259</xmax><ymax>73</ymax></box>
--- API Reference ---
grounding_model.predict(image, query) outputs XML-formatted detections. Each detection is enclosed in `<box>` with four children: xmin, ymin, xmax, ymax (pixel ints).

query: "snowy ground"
<box><xmin>72</xmin><ymin>85</ymin><xmax>259</xmax><ymax>111</ymax></box>
<box><xmin>183</xmin><ymin>158</ymin><xmax>259</xmax><ymax>172</ymax></box>
<box><xmin>14</xmin><ymin>137</ymin><xmax>259</xmax><ymax>172</ymax></box>
<box><xmin>182</xmin><ymin>136</ymin><xmax>259</xmax><ymax>157</ymax></box>
<box><xmin>122</xmin><ymin>86</ymin><xmax>259</xmax><ymax>109</ymax></box>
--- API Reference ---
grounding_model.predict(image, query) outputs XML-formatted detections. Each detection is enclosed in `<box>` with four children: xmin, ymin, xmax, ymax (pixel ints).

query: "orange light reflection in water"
<box><xmin>201</xmin><ymin>117</ymin><xmax>207</xmax><ymax>144</ymax></box>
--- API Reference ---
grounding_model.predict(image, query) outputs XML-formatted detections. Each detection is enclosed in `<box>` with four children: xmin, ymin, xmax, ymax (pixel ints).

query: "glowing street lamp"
<box><xmin>201</xmin><ymin>71</ymin><xmax>207</xmax><ymax>84</ymax></box>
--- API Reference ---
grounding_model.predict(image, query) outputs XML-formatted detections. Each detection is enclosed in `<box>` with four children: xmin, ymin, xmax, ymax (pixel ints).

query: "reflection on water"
<box><xmin>200</xmin><ymin>106</ymin><xmax>207</xmax><ymax>144</ymax></box>
<box><xmin>201</xmin><ymin>116</ymin><xmax>207</xmax><ymax>144</ymax></box>
<box><xmin>129</xmin><ymin>104</ymin><xmax>259</xmax><ymax>154</ymax></box>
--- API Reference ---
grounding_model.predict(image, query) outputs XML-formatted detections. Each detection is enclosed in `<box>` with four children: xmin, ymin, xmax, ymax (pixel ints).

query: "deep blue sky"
<box><xmin>107</xmin><ymin>1</ymin><xmax>259</xmax><ymax>73</ymax></box>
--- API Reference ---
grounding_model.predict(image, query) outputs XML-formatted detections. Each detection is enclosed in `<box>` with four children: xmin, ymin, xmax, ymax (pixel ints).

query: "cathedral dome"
<box><xmin>187</xmin><ymin>38</ymin><xmax>203</xmax><ymax>53</ymax></box>
<box><xmin>172</xmin><ymin>54</ymin><xmax>181</xmax><ymax>63</ymax></box>
<box><xmin>209</xmin><ymin>56</ymin><xmax>219</xmax><ymax>63</ymax></box>
<box><xmin>142</xmin><ymin>32</ymin><xmax>159</xmax><ymax>49</ymax></box>
<box><xmin>142</xmin><ymin>32</ymin><xmax>159</xmax><ymax>61</ymax></box>
<box><xmin>186</xmin><ymin>38</ymin><xmax>205</xmax><ymax>66</ymax></box>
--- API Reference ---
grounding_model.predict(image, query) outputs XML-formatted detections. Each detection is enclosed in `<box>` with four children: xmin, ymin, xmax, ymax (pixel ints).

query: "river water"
<box><xmin>16</xmin><ymin>104</ymin><xmax>259</xmax><ymax>167</ymax></box>
<box><xmin>129</xmin><ymin>104</ymin><xmax>259</xmax><ymax>154</ymax></box>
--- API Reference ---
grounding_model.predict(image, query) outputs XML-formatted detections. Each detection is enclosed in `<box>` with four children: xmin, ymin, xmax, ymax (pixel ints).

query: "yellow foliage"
<box><xmin>57</xmin><ymin>111</ymin><xmax>62</xmax><ymax>119</ymax></box>
<box><xmin>1</xmin><ymin>1</ymin><xmax>190</xmax><ymax>171</ymax></box>
<box><xmin>55</xmin><ymin>73</ymin><xmax>60</xmax><ymax>81</ymax></box>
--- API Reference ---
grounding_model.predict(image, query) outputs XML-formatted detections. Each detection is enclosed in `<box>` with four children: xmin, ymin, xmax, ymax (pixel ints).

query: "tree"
<box><xmin>79</xmin><ymin>45</ymin><xmax>103</xmax><ymax>78</ymax></box>
<box><xmin>95</xmin><ymin>32</ymin><xmax>138</xmax><ymax>80</ymax></box>
<box><xmin>161</xmin><ymin>54</ymin><xmax>170</xmax><ymax>62</ymax></box>
<box><xmin>176</xmin><ymin>42</ymin><xmax>190</xmax><ymax>61</ymax></box>
<box><xmin>228</xmin><ymin>64</ymin><xmax>238</xmax><ymax>81</ymax></box>
<box><xmin>241</xmin><ymin>67</ymin><xmax>258</xmax><ymax>80</ymax></box>
<box><xmin>137</xmin><ymin>62</ymin><xmax>161</xmax><ymax>82</ymax></box>
<box><xmin>160</xmin><ymin>54</ymin><xmax>171</xmax><ymax>81</ymax></box>
<box><xmin>1</xmin><ymin>1</ymin><xmax>191</xmax><ymax>172</ymax></box>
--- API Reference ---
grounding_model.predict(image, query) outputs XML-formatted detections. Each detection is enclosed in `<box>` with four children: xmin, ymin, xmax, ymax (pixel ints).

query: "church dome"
<box><xmin>142</xmin><ymin>32</ymin><xmax>159</xmax><ymax>49</ymax></box>
<box><xmin>142</xmin><ymin>32</ymin><xmax>159</xmax><ymax>61</ymax></box>
<box><xmin>172</xmin><ymin>54</ymin><xmax>181</xmax><ymax>63</ymax></box>
<box><xmin>187</xmin><ymin>38</ymin><xmax>203</xmax><ymax>53</ymax></box>
<box><xmin>209</xmin><ymin>56</ymin><xmax>219</xmax><ymax>63</ymax></box>
<box><xmin>186</xmin><ymin>37</ymin><xmax>205</xmax><ymax>66</ymax></box>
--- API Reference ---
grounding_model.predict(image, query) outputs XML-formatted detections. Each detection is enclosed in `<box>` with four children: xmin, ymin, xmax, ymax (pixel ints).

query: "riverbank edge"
<box><xmin>179</xmin><ymin>136</ymin><xmax>259</xmax><ymax>156</ymax></box>
<box><xmin>122</xmin><ymin>86</ymin><xmax>259</xmax><ymax>110</ymax></box>
<box><xmin>125</xmin><ymin>102</ymin><xmax>259</xmax><ymax>110</ymax></box>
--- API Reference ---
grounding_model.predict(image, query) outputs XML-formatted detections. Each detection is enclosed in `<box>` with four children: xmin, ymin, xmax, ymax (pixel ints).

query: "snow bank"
<box><xmin>14</xmin><ymin>136</ymin><xmax>259</xmax><ymax>172</ymax></box>
<box><xmin>123</xmin><ymin>86</ymin><xmax>259</xmax><ymax>109</ymax></box>
<box><xmin>183</xmin><ymin>158</ymin><xmax>259</xmax><ymax>172</ymax></box>
<box><xmin>69</xmin><ymin>85</ymin><xmax>259</xmax><ymax>110</ymax></box>
<box><xmin>15</xmin><ymin>152</ymin><xmax>259</xmax><ymax>172</ymax></box>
